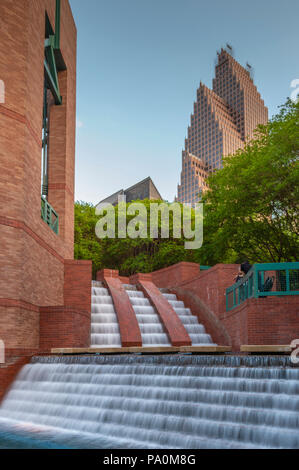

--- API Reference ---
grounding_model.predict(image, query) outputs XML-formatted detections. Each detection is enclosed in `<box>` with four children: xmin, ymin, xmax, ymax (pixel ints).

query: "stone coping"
<box><xmin>51</xmin><ymin>346</ymin><xmax>232</xmax><ymax>354</ymax></box>
<box><xmin>241</xmin><ymin>345</ymin><xmax>293</xmax><ymax>353</ymax></box>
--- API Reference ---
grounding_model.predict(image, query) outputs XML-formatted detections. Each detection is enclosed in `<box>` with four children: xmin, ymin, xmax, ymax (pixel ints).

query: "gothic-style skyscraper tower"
<box><xmin>177</xmin><ymin>48</ymin><xmax>268</xmax><ymax>206</ymax></box>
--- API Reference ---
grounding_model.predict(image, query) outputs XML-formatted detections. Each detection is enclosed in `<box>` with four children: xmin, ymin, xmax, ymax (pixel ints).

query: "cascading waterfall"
<box><xmin>161</xmin><ymin>291</ymin><xmax>216</xmax><ymax>345</ymax></box>
<box><xmin>91</xmin><ymin>282</ymin><xmax>121</xmax><ymax>347</ymax></box>
<box><xmin>124</xmin><ymin>284</ymin><xmax>171</xmax><ymax>347</ymax></box>
<box><xmin>0</xmin><ymin>355</ymin><xmax>298</xmax><ymax>449</ymax></box>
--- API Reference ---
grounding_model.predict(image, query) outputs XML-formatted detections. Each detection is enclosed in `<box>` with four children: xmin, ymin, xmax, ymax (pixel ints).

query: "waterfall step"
<box><xmin>1</xmin><ymin>355</ymin><xmax>298</xmax><ymax>449</ymax></box>
<box><xmin>51</xmin><ymin>346</ymin><xmax>232</xmax><ymax>354</ymax></box>
<box><xmin>92</xmin><ymin>281</ymin><xmax>104</xmax><ymax>287</ymax></box>
<box><xmin>91</xmin><ymin>281</ymin><xmax>221</xmax><ymax>349</ymax></box>
<box><xmin>161</xmin><ymin>292</ymin><xmax>216</xmax><ymax>346</ymax></box>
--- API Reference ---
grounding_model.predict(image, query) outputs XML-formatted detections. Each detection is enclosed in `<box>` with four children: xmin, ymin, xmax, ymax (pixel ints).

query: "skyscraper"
<box><xmin>177</xmin><ymin>48</ymin><xmax>268</xmax><ymax>206</ymax></box>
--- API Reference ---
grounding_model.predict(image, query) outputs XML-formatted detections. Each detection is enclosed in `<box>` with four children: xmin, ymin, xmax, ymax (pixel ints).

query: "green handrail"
<box><xmin>41</xmin><ymin>196</ymin><xmax>59</xmax><ymax>235</ymax></box>
<box><xmin>226</xmin><ymin>263</ymin><xmax>299</xmax><ymax>311</ymax></box>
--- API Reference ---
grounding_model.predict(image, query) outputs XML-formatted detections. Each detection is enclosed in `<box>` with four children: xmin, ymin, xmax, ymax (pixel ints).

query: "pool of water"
<box><xmin>0</xmin><ymin>431</ymin><xmax>66</xmax><ymax>449</ymax></box>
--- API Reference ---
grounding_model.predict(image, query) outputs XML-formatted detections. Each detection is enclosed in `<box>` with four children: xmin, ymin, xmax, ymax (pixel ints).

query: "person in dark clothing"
<box><xmin>240</xmin><ymin>261</ymin><xmax>252</xmax><ymax>275</ymax></box>
<box><xmin>234</xmin><ymin>271</ymin><xmax>244</xmax><ymax>283</ymax></box>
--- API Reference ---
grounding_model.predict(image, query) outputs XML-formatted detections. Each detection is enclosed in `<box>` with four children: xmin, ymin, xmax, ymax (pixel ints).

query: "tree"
<box><xmin>99</xmin><ymin>199</ymin><xmax>199</xmax><ymax>275</ymax></box>
<box><xmin>74</xmin><ymin>201</ymin><xmax>103</xmax><ymax>277</ymax></box>
<box><xmin>74</xmin><ymin>199</ymin><xmax>200</xmax><ymax>276</ymax></box>
<box><xmin>199</xmin><ymin>99</ymin><xmax>299</xmax><ymax>264</ymax></box>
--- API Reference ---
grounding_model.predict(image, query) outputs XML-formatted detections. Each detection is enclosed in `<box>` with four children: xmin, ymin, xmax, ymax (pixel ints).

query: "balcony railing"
<box><xmin>200</xmin><ymin>266</ymin><xmax>212</xmax><ymax>271</ymax></box>
<box><xmin>41</xmin><ymin>196</ymin><xmax>59</xmax><ymax>235</ymax></box>
<box><xmin>226</xmin><ymin>263</ymin><xmax>299</xmax><ymax>311</ymax></box>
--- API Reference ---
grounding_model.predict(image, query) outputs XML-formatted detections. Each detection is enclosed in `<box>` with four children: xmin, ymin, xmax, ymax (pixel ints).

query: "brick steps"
<box><xmin>96</xmin><ymin>269</ymin><xmax>223</xmax><ymax>350</ymax></box>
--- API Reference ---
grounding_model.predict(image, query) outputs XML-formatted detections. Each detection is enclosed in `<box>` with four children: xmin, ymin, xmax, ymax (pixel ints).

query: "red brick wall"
<box><xmin>152</xmin><ymin>262</ymin><xmax>201</xmax><ymax>288</ymax></box>
<box><xmin>97</xmin><ymin>269</ymin><xmax>119</xmax><ymax>281</ymax></box>
<box><xmin>0</xmin><ymin>305</ymin><xmax>40</xmax><ymax>350</ymax></box>
<box><xmin>221</xmin><ymin>296</ymin><xmax>299</xmax><ymax>350</ymax></box>
<box><xmin>150</xmin><ymin>262</ymin><xmax>299</xmax><ymax>350</ymax></box>
<box><xmin>64</xmin><ymin>260</ymin><xmax>92</xmax><ymax>311</ymax></box>
<box><xmin>39</xmin><ymin>260</ymin><xmax>92</xmax><ymax>350</ymax></box>
<box><xmin>40</xmin><ymin>306</ymin><xmax>90</xmax><ymax>349</ymax></box>
<box><xmin>0</xmin><ymin>356</ymin><xmax>31</xmax><ymax>403</ymax></box>
<box><xmin>178</xmin><ymin>264</ymin><xmax>238</xmax><ymax>317</ymax></box>
<box><xmin>0</xmin><ymin>1</ymin><xmax>77</xmax><ymax>352</ymax></box>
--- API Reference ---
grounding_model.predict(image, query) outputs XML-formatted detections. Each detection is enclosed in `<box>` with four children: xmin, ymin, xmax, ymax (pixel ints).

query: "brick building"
<box><xmin>177</xmin><ymin>48</ymin><xmax>268</xmax><ymax>206</ymax></box>
<box><xmin>0</xmin><ymin>0</ymin><xmax>91</xmax><ymax>356</ymax></box>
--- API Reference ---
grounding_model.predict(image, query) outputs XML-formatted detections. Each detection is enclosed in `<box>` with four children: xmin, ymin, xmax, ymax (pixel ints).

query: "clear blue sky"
<box><xmin>69</xmin><ymin>0</ymin><xmax>299</xmax><ymax>204</ymax></box>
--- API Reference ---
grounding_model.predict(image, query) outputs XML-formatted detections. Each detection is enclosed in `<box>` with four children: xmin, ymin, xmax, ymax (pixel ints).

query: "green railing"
<box><xmin>200</xmin><ymin>266</ymin><xmax>212</xmax><ymax>271</ymax></box>
<box><xmin>226</xmin><ymin>263</ymin><xmax>299</xmax><ymax>311</ymax></box>
<box><xmin>41</xmin><ymin>196</ymin><xmax>59</xmax><ymax>234</ymax></box>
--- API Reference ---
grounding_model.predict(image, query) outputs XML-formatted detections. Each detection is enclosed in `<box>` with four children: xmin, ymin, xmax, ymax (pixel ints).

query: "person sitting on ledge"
<box><xmin>234</xmin><ymin>271</ymin><xmax>244</xmax><ymax>283</ymax></box>
<box><xmin>240</xmin><ymin>260</ymin><xmax>252</xmax><ymax>275</ymax></box>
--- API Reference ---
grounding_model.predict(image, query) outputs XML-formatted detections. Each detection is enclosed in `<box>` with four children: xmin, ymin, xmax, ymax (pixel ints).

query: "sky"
<box><xmin>69</xmin><ymin>0</ymin><xmax>299</xmax><ymax>205</ymax></box>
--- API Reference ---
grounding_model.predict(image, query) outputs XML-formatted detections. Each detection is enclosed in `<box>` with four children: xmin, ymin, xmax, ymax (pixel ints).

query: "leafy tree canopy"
<box><xmin>75</xmin><ymin>199</ymin><xmax>200</xmax><ymax>276</ymax></box>
<box><xmin>200</xmin><ymin>98</ymin><xmax>299</xmax><ymax>264</ymax></box>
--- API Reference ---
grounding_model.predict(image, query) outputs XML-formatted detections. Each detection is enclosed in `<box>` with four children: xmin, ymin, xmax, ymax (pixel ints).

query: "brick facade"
<box><xmin>221</xmin><ymin>296</ymin><xmax>299</xmax><ymax>350</ymax></box>
<box><xmin>0</xmin><ymin>0</ymin><xmax>93</xmax><ymax>384</ymax></box>
<box><xmin>40</xmin><ymin>260</ymin><xmax>92</xmax><ymax>350</ymax></box>
<box><xmin>150</xmin><ymin>262</ymin><xmax>299</xmax><ymax>351</ymax></box>
<box><xmin>151</xmin><ymin>262</ymin><xmax>201</xmax><ymax>287</ymax></box>
<box><xmin>40</xmin><ymin>306</ymin><xmax>90</xmax><ymax>349</ymax></box>
<box><xmin>0</xmin><ymin>0</ymin><xmax>81</xmax><ymax>357</ymax></box>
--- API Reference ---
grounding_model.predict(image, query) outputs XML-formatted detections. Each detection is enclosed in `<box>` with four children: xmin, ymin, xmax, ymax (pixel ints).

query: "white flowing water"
<box><xmin>91</xmin><ymin>282</ymin><xmax>121</xmax><ymax>347</ymax></box>
<box><xmin>162</xmin><ymin>292</ymin><xmax>216</xmax><ymax>346</ymax></box>
<box><xmin>124</xmin><ymin>284</ymin><xmax>171</xmax><ymax>347</ymax></box>
<box><xmin>0</xmin><ymin>355</ymin><xmax>298</xmax><ymax>449</ymax></box>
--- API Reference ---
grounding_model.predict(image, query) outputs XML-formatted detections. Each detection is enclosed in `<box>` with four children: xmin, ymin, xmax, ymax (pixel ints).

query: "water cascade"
<box><xmin>124</xmin><ymin>285</ymin><xmax>171</xmax><ymax>347</ymax></box>
<box><xmin>162</xmin><ymin>292</ymin><xmax>216</xmax><ymax>345</ymax></box>
<box><xmin>91</xmin><ymin>282</ymin><xmax>121</xmax><ymax>347</ymax></box>
<box><xmin>0</xmin><ymin>355</ymin><xmax>298</xmax><ymax>449</ymax></box>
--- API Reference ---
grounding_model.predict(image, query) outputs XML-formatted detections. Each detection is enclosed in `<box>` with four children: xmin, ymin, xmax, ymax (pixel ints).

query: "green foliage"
<box><xmin>74</xmin><ymin>199</ymin><xmax>200</xmax><ymax>276</ymax></box>
<box><xmin>99</xmin><ymin>199</ymin><xmax>199</xmax><ymax>275</ymax></box>
<box><xmin>74</xmin><ymin>201</ymin><xmax>103</xmax><ymax>277</ymax></box>
<box><xmin>200</xmin><ymin>98</ymin><xmax>299</xmax><ymax>264</ymax></box>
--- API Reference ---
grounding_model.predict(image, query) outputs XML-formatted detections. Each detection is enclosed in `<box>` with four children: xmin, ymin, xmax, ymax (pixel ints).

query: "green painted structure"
<box><xmin>41</xmin><ymin>0</ymin><xmax>65</xmax><ymax>232</ymax></box>
<box><xmin>226</xmin><ymin>262</ymin><xmax>299</xmax><ymax>311</ymax></box>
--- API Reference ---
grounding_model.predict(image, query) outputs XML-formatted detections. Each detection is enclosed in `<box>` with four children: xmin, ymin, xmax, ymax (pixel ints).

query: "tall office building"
<box><xmin>177</xmin><ymin>48</ymin><xmax>268</xmax><ymax>205</ymax></box>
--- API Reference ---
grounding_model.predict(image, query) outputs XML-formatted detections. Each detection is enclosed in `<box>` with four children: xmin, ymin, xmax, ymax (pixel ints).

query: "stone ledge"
<box><xmin>241</xmin><ymin>345</ymin><xmax>292</xmax><ymax>353</ymax></box>
<box><xmin>180</xmin><ymin>346</ymin><xmax>232</xmax><ymax>353</ymax></box>
<box><xmin>51</xmin><ymin>346</ymin><xmax>232</xmax><ymax>354</ymax></box>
